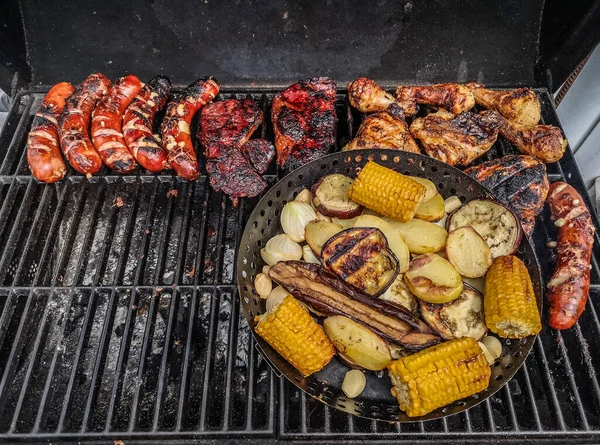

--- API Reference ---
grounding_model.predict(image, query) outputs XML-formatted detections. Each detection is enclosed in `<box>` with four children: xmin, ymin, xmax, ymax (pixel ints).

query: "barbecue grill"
<box><xmin>0</xmin><ymin>0</ymin><xmax>600</xmax><ymax>443</ymax></box>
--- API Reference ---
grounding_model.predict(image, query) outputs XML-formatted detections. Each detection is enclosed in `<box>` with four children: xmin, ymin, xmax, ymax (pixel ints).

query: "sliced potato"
<box><xmin>332</xmin><ymin>215</ymin><xmax>360</xmax><ymax>229</ymax></box>
<box><xmin>408</xmin><ymin>176</ymin><xmax>437</xmax><ymax>202</ymax></box>
<box><xmin>446</xmin><ymin>226</ymin><xmax>493</xmax><ymax>278</ymax></box>
<box><xmin>312</xmin><ymin>174</ymin><xmax>363</xmax><ymax>219</ymax></box>
<box><xmin>404</xmin><ymin>253</ymin><xmax>463</xmax><ymax>304</ymax></box>
<box><xmin>447</xmin><ymin>199</ymin><xmax>522</xmax><ymax>258</ymax></box>
<box><xmin>415</xmin><ymin>193</ymin><xmax>445</xmax><ymax>222</ymax></box>
<box><xmin>379</xmin><ymin>274</ymin><xmax>419</xmax><ymax>315</ymax></box>
<box><xmin>323</xmin><ymin>315</ymin><xmax>392</xmax><ymax>371</ymax></box>
<box><xmin>419</xmin><ymin>285</ymin><xmax>487</xmax><ymax>340</ymax></box>
<box><xmin>383</xmin><ymin>217</ymin><xmax>447</xmax><ymax>254</ymax></box>
<box><xmin>353</xmin><ymin>214</ymin><xmax>410</xmax><ymax>273</ymax></box>
<box><xmin>305</xmin><ymin>220</ymin><xmax>344</xmax><ymax>256</ymax></box>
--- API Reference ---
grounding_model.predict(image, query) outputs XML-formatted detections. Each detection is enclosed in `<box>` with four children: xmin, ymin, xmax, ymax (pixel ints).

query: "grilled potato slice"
<box><xmin>408</xmin><ymin>176</ymin><xmax>437</xmax><ymax>202</ymax></box>
<box><xmin>379</xmin><ymin>274</ymin><xmax>419</xmax><ymax>315</ymax></box>
<box><xmin>404</xmin><ymin>253</ymin><xmax>463</xmax><ymax>303</ymax></box>
<box><xmin>446</xmin><ymin>226</ymin><xmax>493</xmax><ymax>278</ymax></box>
<box><xmin>305</xmin><ymin>220</ymin><xmax>344</xmax><ymax>256</ymax></box>
<box><xmin>321</xmin><ymin>227</ymin><xmax>398</xmax><ymax>296</ymax></box>
<box><xmin>415</xmin><ymin>193</ymin><xmax>445</xmax><ymax>222</ymax></box>
<box><xmin>312</xmin><ymin>174</ymin><xmax>363</xmax><ymax>219</ymax></box>
<box><xmin>353</xmin><ymin>214</ymin><xmax>410</xmax><ymax>273</ymax></box>
<box><xmin>447</xmin><ymin>199</ymin><xmax>522</xmax><ymax>258</ymax></box>
<box><xmin>323</xmin><ymin>315</ymin><xmax>393</xmax><ymax>371</ymax></box>
<box><xmin>383</xmin><ymin>217</ymin><xmax>447</xmax><ymax>254</ymax></box>
<box><xmin>419</xmin><ymin>285</ymin><xmax>487</xmax><ymax>340</ymax></box>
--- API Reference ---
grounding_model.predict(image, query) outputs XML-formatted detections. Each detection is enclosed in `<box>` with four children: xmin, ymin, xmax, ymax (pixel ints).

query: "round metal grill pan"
<box><xmin>237</xmin><ymin>149</ymin><xmax>543</xmax><ymax>422</ymax></box>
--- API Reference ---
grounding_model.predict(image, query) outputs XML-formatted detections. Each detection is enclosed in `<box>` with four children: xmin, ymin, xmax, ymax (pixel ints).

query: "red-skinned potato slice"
<box><xmin>312</xmin><ymin>174</ymin><xmax>363</xmax><ymax>219</ymax></box>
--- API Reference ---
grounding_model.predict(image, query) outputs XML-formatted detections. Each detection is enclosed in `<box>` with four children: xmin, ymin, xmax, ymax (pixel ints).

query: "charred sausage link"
<box><xmin>160</xmin><ymin>77</ymin><xmax>220</xmax><ymax>180</ymax></box>
<box><xmin>547</xmin><ymin>182</ymin><xmax>595</xmax><ymax>330</ymax></box>
<box><xmin>122</xmin><ymin>75</ymin><xmax>172</xmax><ymax>172</ymax></box>
<box><xmin>58</xmin><ymin>73</ymin><xmax>111</xmax><ymax>176</ymax></box>
<box><xmin>91</xmin><ymin>75</ymin><xmax>142</xmax><ymax>173</ymax></box>
<box><xmin>26</xmin><ymin>82</ymin><xmax>75</xmax><ymax>182</ymax></box>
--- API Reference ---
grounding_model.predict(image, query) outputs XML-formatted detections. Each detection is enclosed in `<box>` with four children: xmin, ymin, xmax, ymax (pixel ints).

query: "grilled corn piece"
<box><xmin>348</xmin><ymin>161</ymin><xmax>426</xmax><ymax>222</ymax></box>
<box><xmin>255</xmin><ymin>295</ymin><xmax>335</xmax><ymax>376</ymax></box>
<box><xmin>484</xmin><ymin>255</ymin><xmax>541</xmax><ymax>338</ymax></box>
<box><xmin>388</xmin><ymin>337</ymin><xmax>491</xmax><ymax>417</ymax></box>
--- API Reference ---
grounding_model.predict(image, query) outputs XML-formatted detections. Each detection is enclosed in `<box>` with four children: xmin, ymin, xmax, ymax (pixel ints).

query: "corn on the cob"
<box><xmin>484</xmin><ymin>255</ymin><xmax>541</xmax><ymax>338</ymax></box>
<box><xmin>255</xmin><ymin>295</ymin><xmax>335</xmax><ymax>376</ymax></box>
<box><xmin>348</xmin><ymin>161</ymin><xmax>426</xmax><ymax>222</ymax></box>
<box><xmin>388</xmin><ymin>337</ymin><xmax>491</xmax><ymax>417</ymax></box>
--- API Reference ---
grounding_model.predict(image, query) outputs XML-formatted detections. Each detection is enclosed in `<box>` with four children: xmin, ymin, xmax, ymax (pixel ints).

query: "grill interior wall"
<box><xmin>0</xmin><ymin>89</ymin><xmax>598</xmax><ymax>442</ymax></box>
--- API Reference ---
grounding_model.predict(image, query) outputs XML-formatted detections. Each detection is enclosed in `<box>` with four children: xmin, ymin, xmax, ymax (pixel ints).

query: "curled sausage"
<box><xmin>160</xmin><ymin>77</ymin><xmax>220</xmax><ymax>180</ymax></box>
<box><xmin>91</xmin><ymin>74</ymin><xmax>143</xmax><ymax>173</ymax></box>
<box><xmin>547</xmin><ymin>182</ymin><xmax>595</xmax><ymax>330</ymax></box>
<box><xmin>59</xmin><ymin>73</ymin><xmax>111</xmax><ymax>176</ymax></box>
<box><xmin>26</xmin><ymin>82</ymin><xmax>75</xmax><ymax>182</ymax></box>
<box><xmin>123</xmin><ymin>75</ymin><xmax>172</xmax><ymax>172</ymax></box>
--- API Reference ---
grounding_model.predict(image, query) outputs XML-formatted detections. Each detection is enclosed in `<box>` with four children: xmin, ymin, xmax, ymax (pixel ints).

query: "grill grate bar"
<box><xmin>197</xmin><ymin>288</ymin><xmax>219</xmax><ymax>431</ymax></box>
<box><xmin>175</xmin><ymin>287</ymin><xmax>198</xmax><ymax>430</ymax></box>
<box><xmin>0</xmin><ymin>97</ymin><xmax>33</xmax><ymax>175</ymax></box>
<box><xmin>534</xmin><ymin>336</ymin><xmax>567</xmax><ymax>430</ymax></box>
<box><xmin>221</xmin><ymin>287</ymin><xmax>240</xmax><ymax>430</ymax></box>
<box><xmin>519</xmin><ymin>363</ymin><xmax>543</xmax><ymax>431</ymax></box>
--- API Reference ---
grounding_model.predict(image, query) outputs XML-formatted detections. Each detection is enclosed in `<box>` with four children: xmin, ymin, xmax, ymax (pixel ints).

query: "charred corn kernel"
<box><xmin>348</xmin><ymin>161</ymin><xmax>426</xmax><ymax>222</ymax></box>
<box><xmin>484</xmin><ymin>255</ymin><xmax>541</xmax><ymax>338</ymax></box>
<box><xmin>255</xmin><ymin>295</ymin><xmax>335</xmax><ymax>376</ymax></box>
<box><xmin>388</xmin><ymin>337</ymin><xmax>491</xmax><ymax>417</ymax></box>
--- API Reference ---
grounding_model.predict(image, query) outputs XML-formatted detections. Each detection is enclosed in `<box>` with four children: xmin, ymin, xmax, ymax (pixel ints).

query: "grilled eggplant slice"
<box><xmin>383</xmin><ymin>217</ymin><xmax>447</xmax><ymax>254</ymax></box>
<box><xmin>379</xmin><ymin>274</ymin><xmax>419</xmax><ymax>315</ymax></box>
<box><xmin>268</xmin><ymin>261</ymin><xmax>440</xmax><ymax>350</ymax></box>
<box><xmin>415</xmin><ymin>193</ymin><xmax>445</xmax><ymax>222</ymax></box>
<box><xmin>321</xmin><ymin>228</ymin><xmax>398</xmax><ymax>296</ymax></box>
<box><xmin>305</xmin><ymin>220</ymin><xmax>344</xmax><ymax>256</ymax></box>
<box><xmin>353</xmin><ymin>214</ymin><xmax>410</xmax><ymax>273</ymax></box>
<box><xmin>404</xmin><ymin>253</ymin><xmax>463</xmax><ymax>304</ymax></box>
<box><xmin>447</xmin><ymin>199</ymin><xmax>522</xmax><ymax>258</ymax></box>
<box><xmin>419</xmin><ymin>285</ymin><xmax>487</xmax><ymax>340</ymax></box>
<box><xmin>323</xmin><ymin>316</ymin><xmax>393</xmax><ymax>371</ymax></box>
<box><xmin>312</xmin><ymin>174</ymin><xmax>363</xmax><ymax>219</ymax></box>
<box><xmin>446</xmin><ymin>226</ymin><xmax>493</xmax><ymax>278</ymax></box>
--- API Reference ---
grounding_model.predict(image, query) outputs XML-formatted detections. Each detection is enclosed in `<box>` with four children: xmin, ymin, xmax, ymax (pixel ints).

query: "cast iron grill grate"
<box><xmin>0</xmin><ymin>88</ymin><xmax>597</xmax><ymax>443</ymax></box>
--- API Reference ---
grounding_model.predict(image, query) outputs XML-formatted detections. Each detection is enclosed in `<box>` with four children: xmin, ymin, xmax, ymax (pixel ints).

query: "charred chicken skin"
<box><xmin>271</xmin><ymin>77</ymin><xmax>337</xmax><ymax>170</ymax></box>
<box><xmin>348</xmin><ymin>77</ymin><xmax>417</xmax><ymax>115</ymax></box>
<box><xmin>466</xmin><ymin>155</ymin><xmax>549</xmax><ymax>235</ymax></box>
<box><xmin>467</xmin><ymin>83</ymin><xmax>541</xmax><ymax>128</ymax></box>
<box><xmin>343</xmin><ymin>104</ymin><xmax>420</xmax><ymax>153</ymax></box>
<box><xmin>497</xmin><ymin>116</ymin><xmax>567</xmax><ymax>163</ymax></box>
<box><xmin>410</xmin><ymin>109</ymin><xmax>502</xmax><ymax>166</ymax></box>
<box><xmin>396</xmin><ymin>83</ymin><xmax>475</xmax><ymax>114</ymax></box>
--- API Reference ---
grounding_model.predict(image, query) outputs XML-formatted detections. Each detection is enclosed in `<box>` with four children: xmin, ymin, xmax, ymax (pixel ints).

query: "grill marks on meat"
<box><xmin>466</xmin><ymin>155</ymin><xmax>549</xmax><ymax>235</ymax></box>
<box><xmin>123</xmin><ymin>75</ymin><xmax>172</xmax><ymax>172</ymax></box>
<box><xmin>59</xmin><ymin>73</ymin><xmax>112</xmax><ymax>176</ymax></box>
<box><xmin>410</xmin><ymin>109</ymin><xmax>502</xmax><ymax>166</ymax></box>
<box><xmin>91</xmin><ymin>75</ymin><xmax>143</xmax><ymax>173</ymax></box>
<box><xmin>26</xmin><ymin>82</ymin><xmax>75</xmax><ymax>183</ymax></box>
<box><xmin>199</xmin><ymin>99</ymin><xmax>272</xmax><ymax>205</ymax></box>
<box><xmin>497</xmin><ymin>116</ymin><xmax>567</xmax><ymax>163</ymax></box>
<box><xmin>348</xmin><ymin>77</ymin><xmax>417</xmax><ymax>115</ymax></box>
<box><xmin>161</xmin><ymin>77</ymin><xmax>220</xmax><ymax>180</ymax></box>
<box><xmin>272</xmin><ymin>77</ymin><xmax>337</xmax><ymax>170</ymax></box>
<box><xmin>396</xmin><ymin>83</ymin><xmax>475</xmax><ymax>115</ymax></box>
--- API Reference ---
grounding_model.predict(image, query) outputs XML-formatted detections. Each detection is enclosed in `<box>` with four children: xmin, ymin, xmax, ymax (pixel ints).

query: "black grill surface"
<box><xmin>0</xmin><ymin>89</ymin><xmax>598</xmax><ymax>444</ymax></box>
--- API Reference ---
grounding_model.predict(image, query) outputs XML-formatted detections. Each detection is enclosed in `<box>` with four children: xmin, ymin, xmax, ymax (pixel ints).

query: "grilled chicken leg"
<box><xmin>410</xmin><ymin>110</ymin><xmax>502</xmax><ymax>166</ymax></box>
<box><xmin>396</xmin><ymin>84</ymin><xmax>475</xmax><ymax>114</ymax></box>
<box><xmin>467</xmin><ymin>83</ymin><xmax>541</xmax><ymax>129</ymax></box>
<box><xmin>343</xmin><ymin>104</ymin><xmax>420</xmax><ymax>153</ymax></box>
<box><xmin>348</xmin><ymin>78</ymin><xmax>417</xmax><ymax>115</ymax></box>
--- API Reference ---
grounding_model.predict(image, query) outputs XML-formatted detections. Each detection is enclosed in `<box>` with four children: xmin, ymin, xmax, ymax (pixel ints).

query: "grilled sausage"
<box><xmin>59</xmin><ymin>73</ymin><xmax>111</xmax><ymax>176</ymax></box>
<box><xmin>160</xmin><ymin>77</ymin><xmax>220</xmax><ymax>180</ymax></box>
<box><xmin>123</xmin><ymin>75</ymin><xmax>172</xmax><ymax>172</ymax></box>
<box><xmin>26</xmin><ymin>82</ymin><xmax>75</xmax><ymax>182</ymax></box>
<box><xmin>547</xmin><ymin>182</ymin><xmax>595</xmax><ymax>330</ymax></box>
<box><xmin>91</xmin><ymin>75</ymin><xmax>142</xmax><ymax>173</ymax></box>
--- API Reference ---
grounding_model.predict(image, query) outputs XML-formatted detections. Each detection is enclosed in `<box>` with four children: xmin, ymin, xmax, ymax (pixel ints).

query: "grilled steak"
<box><xmin>271</xmin><ymin>77</ymin><xmax>337</xmax><ymax>170</ymax></box>
<box><xmin>240</xmin><ymin>139</ymin><xmax>276</xmax><ymax>174</ymax></box>
<box><xmin>465</xmin><ymin>155</ymin><xmax>549</xmax><ymax>235</ymax></box>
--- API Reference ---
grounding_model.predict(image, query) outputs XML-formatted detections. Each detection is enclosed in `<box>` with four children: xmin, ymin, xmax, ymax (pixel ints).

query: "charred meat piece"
<box><xmin>271</xmin><ymin>77</ymin><xmax>337</xmax><ymax>170</ymax></box>
<box><xmin>344</xmin><ymin>104</ymin><xmax>420</xmax><ymax>153</ymax></box>
<box><xmin>348</xmin><ymin>78</ymin><xmax>417</xmax><ymax>115</ymax></box>
<box><xmin>396</xmin><ymin>83</ymin><xmax>475</xmax><ymax>114</ymax></box>
<box><xmin>410</xmin><ymin>110</ymin><xmax>502</xmax><ymax>166</ymax></box>
<box><xmin>498</xmin><ymin>116</ymin><xmax>567</xmax><ymax>163</ymax></box>
<box><xmin>467</xmin><ymin>83</ymin><xmax>541</xmax><ymax>128</ymax></box>
<box><xmin>465</xmin><ymin>155</ymin><xmax>549</xmax><ymax>235</ymax></box>
<box><xmin>240</xmin><ymin>139</ymin><xmax>276</xmax><ymax>174</ymax></box>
